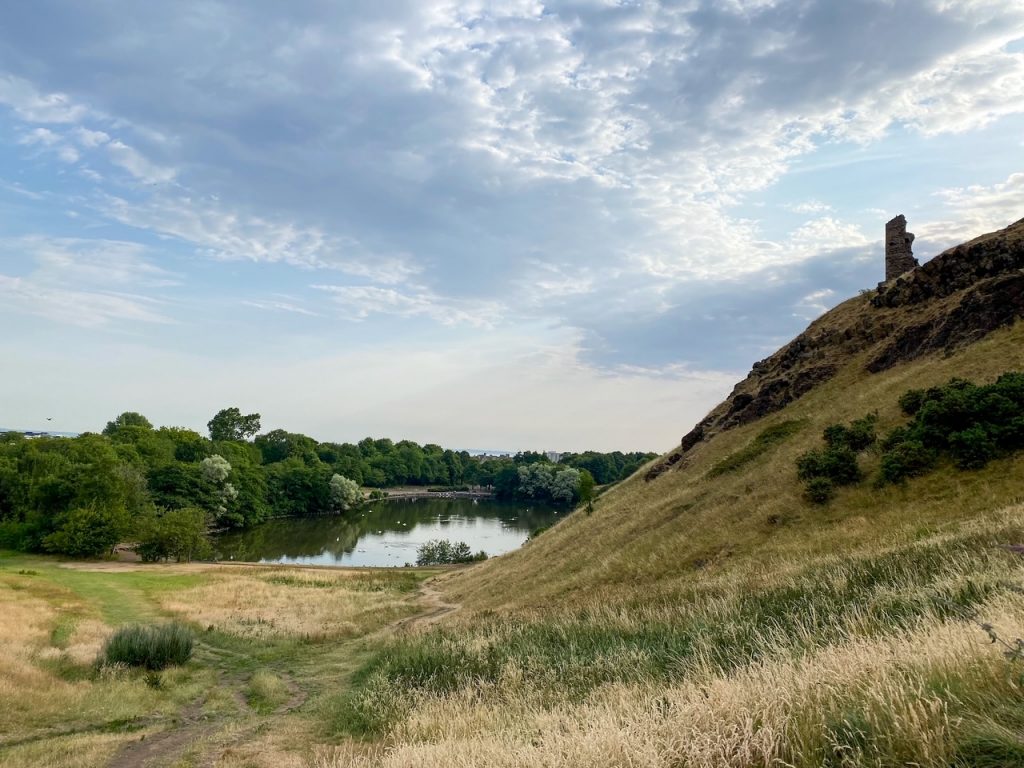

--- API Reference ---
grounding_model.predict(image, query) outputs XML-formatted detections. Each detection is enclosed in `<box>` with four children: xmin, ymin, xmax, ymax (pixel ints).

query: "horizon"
<box><xmin>2</xmin><ymin>1</ymin><xmax>1023</xmax><ymax>452</ymax></box>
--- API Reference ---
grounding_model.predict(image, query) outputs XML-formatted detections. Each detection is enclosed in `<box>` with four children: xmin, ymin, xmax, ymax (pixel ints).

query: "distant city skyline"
<box><xmin>1</xmin><ymin>1</ymin><xmax>1023</xmax><ymax>452</ymax></box>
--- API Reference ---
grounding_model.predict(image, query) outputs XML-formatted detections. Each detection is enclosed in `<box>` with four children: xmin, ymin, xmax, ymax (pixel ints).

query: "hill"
<box><xmin>446</xmin><ymin>216</ymin><xmax>1024</xmax><ymax>612</ymax></box>
<box><xmin>324</xmin><ymin>217</ymin><xmax>1024</xmax><ymax>768</ymax></box>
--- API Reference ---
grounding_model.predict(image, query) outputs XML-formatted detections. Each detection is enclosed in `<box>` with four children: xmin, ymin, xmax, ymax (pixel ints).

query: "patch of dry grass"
<box><xmin>162</xmin><ymin>568</ymin><xmax>418</xmax><ymax>641</ymax></box>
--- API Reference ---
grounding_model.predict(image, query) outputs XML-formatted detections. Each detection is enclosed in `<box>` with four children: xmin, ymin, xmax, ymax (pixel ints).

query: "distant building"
<box><xmin>545</xmin><ymin>451</ymin><xmax>563</xmax><ymax>463</ymax></box>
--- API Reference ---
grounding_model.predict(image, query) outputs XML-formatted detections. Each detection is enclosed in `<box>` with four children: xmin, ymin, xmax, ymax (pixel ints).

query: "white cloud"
<box><xmin>97</xmin><ymin>193</ymin><xmax>421</xmax><ymax>283</ymax></box>
<box><xmin>919</xmin><ymin>171</ymin><xmax>1024</xmax><ymax>246</ymax></box>
<box><xmin>105</xmin><ymin>139</ymin><xmax>176</xmax><ymax>183</ymax></box>
<box><xmin>0</xmin><ymin>236</ymin><xmax>178</xmax><ymax>328</ymax></box>
<box><xmin>314</xmin><ymin>283</ymin><xmax>502</xmax><ymax>327</ymax></box>
<box><xmin>0</xmin><ymin>74</ymin><xmax>91</xmax><ymax>123</ymax></box>
<box><xmin>0</xmin><ymin>274</ymin><xmax>171</xmax><ymax>327</ymax></box>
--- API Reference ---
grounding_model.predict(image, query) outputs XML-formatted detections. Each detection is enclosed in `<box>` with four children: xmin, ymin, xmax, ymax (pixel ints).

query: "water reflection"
<box><xmin>213</xmin><ymin>497</ymin><xmax>561</xmax><ymax>567</ymax></box>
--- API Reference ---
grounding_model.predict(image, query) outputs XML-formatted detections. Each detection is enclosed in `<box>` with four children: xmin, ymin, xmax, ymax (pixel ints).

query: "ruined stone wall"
<box><xmin>885</xmin><ymin>214</ymin><xmax>918</xmax><ymax>281</ymax></box>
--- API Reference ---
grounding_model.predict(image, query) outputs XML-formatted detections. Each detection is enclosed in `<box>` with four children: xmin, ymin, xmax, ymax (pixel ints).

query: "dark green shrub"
<box><xmin>135</xmin><ymin>507</ymin><xmax>211</xmax><ymax>563</ymax></box>
<box><xmin>879</xmin><ymin>440</ymin><xmax>937</xmax><ymax>484</ymax></box>
<box><xmin>948</xmin><ymin>426</ymin><xmax>998</xmax><ymax>469</ymax></box>
<box><xmin>415</xmin><ymin>539</ymin><xmax>483</xmax><ymax>565</ymax></box>
<box><xmin>823</xmin><ymin>414</ymin><xmax>877</xmax><ymax>452</ymax></box>
<box><xmin>898</xmin><ymin>388</ymin><xmax>925</xmax><ymax>416</ymax></box>
<box><xmin>879</xmin><ymin>372</ymin><xmax>1024</xmax><ymax>483</ymax></box>
<box><xmin>100</xmin><ymin>622</ymin><xmax>193</xmax><ymax>670</ymax></box>
<box><xmin>796</xmin><ymin>447</ymin><xmax>862</xmax><ymax>486</ymax></box>
<box><xmin>803</xmin><ymin>477</ymin><xmax>835</xmax><ymax>504</ymax></box>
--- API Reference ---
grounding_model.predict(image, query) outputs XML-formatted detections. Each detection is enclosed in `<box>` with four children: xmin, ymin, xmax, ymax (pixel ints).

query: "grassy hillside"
<box><xmin>445</xmin><ymin>320</ymin><xmax>1024</xmax><ymax>612</ymax></box>
<box><xmin>320</xmin><ymin>219</ymin><xmax>1024</xmax><ymax>767</ymax></box>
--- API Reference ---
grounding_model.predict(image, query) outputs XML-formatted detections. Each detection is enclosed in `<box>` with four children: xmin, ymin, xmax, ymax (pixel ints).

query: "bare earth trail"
<box><xmin>103</xmin><ymin>575</ymin><xmax>460</xmax><ymax>768</ymax></box>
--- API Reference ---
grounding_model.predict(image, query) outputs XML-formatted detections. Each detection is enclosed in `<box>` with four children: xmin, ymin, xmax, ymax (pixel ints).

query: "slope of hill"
<box><xmin>318</xmin><ymin>219</ymin><xmax>1024</xmax><ymax>768</ymax></box>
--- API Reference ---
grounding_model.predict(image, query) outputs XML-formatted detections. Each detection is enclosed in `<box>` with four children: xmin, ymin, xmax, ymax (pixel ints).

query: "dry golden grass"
<box><xmin>0</xmin><ymin>730</ymin><xmax>142</xmax><ymax>768</ymax></box>
<box><xmin>315</xmin><ymin>598</ymin><xmax>1024</xmax><ymax>768</ymax></box>
<box><xmin>161</xmin><ymin>567</ymin><xmax>417</xmax><ymax>640</ymax></box>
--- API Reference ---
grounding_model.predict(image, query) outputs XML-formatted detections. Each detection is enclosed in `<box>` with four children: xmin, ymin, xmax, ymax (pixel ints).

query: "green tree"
<box><xmin>329</xmin><ymin>474</ymin><xmax>362</xmax><ymax>511</ymax></box>
<box><xmin>207</xmin><ymin>407</ymin><xmax>261</xmax><ymax>442</ymax></box>
<box><xmin>42</xmin><ymin>503</ymin><xmax>130</xmax><ymax>557</ymax></box>
<box><xmin>578</xmin><ymin>469</ymin><xmax>596</xmax><ymax>512</ymax></box>
<box><xmin>103</xmin><ymin>411</ymin><xmax>153</xmax><ymax>436</ymax></box>
<box><xmin>135</xmin><ymin>507</ymin><xmax>211</xmax><ymax>563</ymax></box>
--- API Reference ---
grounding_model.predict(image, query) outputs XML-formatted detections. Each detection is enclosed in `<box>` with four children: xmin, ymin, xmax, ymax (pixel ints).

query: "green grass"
<box><xmin>705</xmin><ymin>419</ymin><xmax>806</xmax><ymax>478</ymax></box>
<box><xmin>329</xmin><ymin>529</ymin><xmax>1024</xmax><ymax>737</ymax></box>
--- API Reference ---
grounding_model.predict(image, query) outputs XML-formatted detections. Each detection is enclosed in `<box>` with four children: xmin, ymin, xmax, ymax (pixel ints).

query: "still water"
<box><xmin>213</xmin><ymin>497</ymin><xmax>562</xmax><ymax>567</ymax></box>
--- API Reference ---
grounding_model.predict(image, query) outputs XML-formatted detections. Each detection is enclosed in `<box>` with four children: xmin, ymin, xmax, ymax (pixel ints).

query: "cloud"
<box><xmin>314</xmin><ymin>283</ymin><xmax>502</xmax><ymax>327</ymax></box>
<box><xmin>920</xmin><ymin>171</ymin><xmax>1024</xmax><ymax>246</ymax></box>
<box><xmin>96</xmin><ymin>193</ymin><xmax>421</xmax><ymax>283</ymax></box>
<box><xmin>105</xmin><ymin>139</ymin><xmax>175</xmax><ymax>183</ymax></box>
<box><xmin>0</xmin><ymin>274</ymin><xmax>171</xmax><ymax>327</ymax></box>
<box><xmin>0</xmin><ymin>236</ymin><xmax>178</xmax><ymax>327</ymax></box>
<box><xmin>0</xmin><ymin>74</ymin><xmax>91</xmax><ymax>123</ymax></box>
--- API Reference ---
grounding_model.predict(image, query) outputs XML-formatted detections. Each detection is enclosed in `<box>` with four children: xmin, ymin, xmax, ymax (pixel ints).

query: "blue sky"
<box><xmin>1</xmin><ymin>0</ymin><xmax>1022</xmax><ymax>452</ymax></box>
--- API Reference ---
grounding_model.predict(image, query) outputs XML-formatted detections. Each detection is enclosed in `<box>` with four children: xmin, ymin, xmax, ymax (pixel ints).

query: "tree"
<box><xmin>578</xmin><ymin>469</ymin><xmax>596</xmax><ymax>512</ymax></box>
<box><xmin>201</xmin><ymin>454</ymin><xmax>237</xmax><ymax>522</ymax></box>
<box><xmin>103</xmin><ymin>412</ymin><xmax>153</xmax><ymax>436</ymax></box>
<box><xmin>550</xmin><ymin>467</ymin><xmax>581</xmax><ymax>504</ymax></box>
<box><xmin>135</xmin><ymin>507</ymin><xmax>211</xmax><ymax>563</ymax></box>
<box><xmin>42</xmin><ymin>503</ymin><xmax>130</xmax><ymax>557</ymax></box>
<box><xmin>207</xmin><ymin>407</ymin><xmax>261</xmax><ymax>442</ymax></box>
<box><xmin>329</xmin><ymin>474</ymin><xmax>362</xmax><ymax>511</ymax></box>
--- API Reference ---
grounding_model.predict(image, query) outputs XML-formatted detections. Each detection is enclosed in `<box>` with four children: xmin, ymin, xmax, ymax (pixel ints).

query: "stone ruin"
<box><xmin>885</xmin><ymin>214</ymin><xmax>918</xmax><ymax>281</ymax></box>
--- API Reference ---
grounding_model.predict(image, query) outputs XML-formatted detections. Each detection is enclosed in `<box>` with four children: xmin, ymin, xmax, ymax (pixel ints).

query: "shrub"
<box><xmin>134</xmin><ymin>507</ymin><xmax>211</xmax><ymax>563</ymax></box>
<box><xmin>879</xmin><ymin>372</ymin><xmax>1024</xmax><ymax>483</ymax></box>
<box><xmin>415</xmin><ymin>539</ymin><xmax>484</xmax><ymax>566</ymax></box>
<box><xmin>803</xmin><ymin>477</ymin><xmax>835</xmax><ymax>504</ymax></box>
<box><xmin>796</xmin><ymin>447</ymin><xmax>862</xmax><ymax>486</ymax></box>
<box><xmin>100</xmin><ymin>622</ymin><xmax>194</xmax><ymax>670</ymax></box>
<box><xmin>948</xmin><ymin>426</ymin><xmax>998</xmax><ymax>470</ymax></box>
<box><xmin>879</xmin><ymin>440</ymin><xmax>937</xmax><ymax>484</ymax></box>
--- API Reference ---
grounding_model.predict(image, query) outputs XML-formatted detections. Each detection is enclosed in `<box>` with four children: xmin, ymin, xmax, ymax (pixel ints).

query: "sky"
<box><xmin>1</xmin><ymin>0</ymin><xmax>1023</xmax><ymax>452</ymax></box>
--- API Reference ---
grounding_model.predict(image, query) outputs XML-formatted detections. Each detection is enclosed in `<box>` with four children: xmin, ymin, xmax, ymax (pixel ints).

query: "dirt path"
<box><xmin>393</xmin><ymin>579</ymin><xmax>461</xmax><ymax>631</ymax></box>
<box><xmin>103</xmin><ymin>577</ymin><xmax>457</xmax><ymax>767</ymax></box>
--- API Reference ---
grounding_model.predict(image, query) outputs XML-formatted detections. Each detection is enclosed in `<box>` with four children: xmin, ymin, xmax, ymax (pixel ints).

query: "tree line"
<box><xmin>0</xmin><ymin>407</ymin><xmax>655</xmax><ymax>558</ymax></box>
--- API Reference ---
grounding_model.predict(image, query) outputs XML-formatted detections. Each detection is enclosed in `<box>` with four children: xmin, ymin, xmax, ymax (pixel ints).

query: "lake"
<box><xmin>213</xmin><ymin>497</ymin><xmax>563</xmax><ymax>567</ymax></box>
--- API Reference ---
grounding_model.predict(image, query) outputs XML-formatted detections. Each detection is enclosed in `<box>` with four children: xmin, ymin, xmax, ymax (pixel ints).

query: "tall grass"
<box><xmin>100</xmin><ymin>622</ymin><xmax>193</xmax><ymax>670</ymax></box>
<box><xmin>326</xmin><ymin>527</ymin><xmax>1024</xmax><ymax>741</ymax></box>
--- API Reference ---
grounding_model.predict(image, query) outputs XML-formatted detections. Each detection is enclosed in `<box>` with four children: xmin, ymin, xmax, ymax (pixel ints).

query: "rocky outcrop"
<box><xmin>645</xmin><ymin>217</ymin><xmax>1024</xmax><ymax>481</ymax></box>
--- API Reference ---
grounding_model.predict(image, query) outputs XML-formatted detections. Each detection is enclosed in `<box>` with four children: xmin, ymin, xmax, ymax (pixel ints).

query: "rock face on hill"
<box><xmin>646</xmin><ymin>217</ymin><xmax>1024</xmax><ymax>481</ymax></box>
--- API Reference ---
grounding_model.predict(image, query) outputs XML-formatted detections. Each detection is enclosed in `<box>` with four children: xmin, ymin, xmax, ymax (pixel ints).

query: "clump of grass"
<box><xmin>247</xmin><ymin>669</ymin><xmax>289</xmax><ymax>714</ymax></box>
<box><xmin>99</xmin><ymin>622</ymin><xmax>193</xmax><ymax>670</ymax></box>
<box><xmin>706</xmin><ymin>420</ymin><xmax>805</xmax><ymax>478</ymax></box>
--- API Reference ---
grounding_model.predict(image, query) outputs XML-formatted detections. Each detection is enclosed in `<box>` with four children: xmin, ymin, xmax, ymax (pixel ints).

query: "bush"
<box><xmin>879</xmin><ymin>372</ymin><xmax>1024</xmax><ymax>483</ymax></box>
<box><xmin>415</xmin><ymin>539</ymin><xmax>485</xmax><ymax>566</ymax></box>
<box><xmin>948</xmin><ymin>426</ymin><xmax>998</xmax><ymax>470</ymax></box>
<box><xmin>100</xmin><ymin>622</ymin><xmax>193</xmax><ymax>670</ymax></box>
<box><xmin>879</xmin><ymin>440</ymin><xmax>937</xmax><ymax>484</ymax></box>
<box><xmin>803</xmin><ymin>477</ymin><xmax>835</xmax><ymax>504</ymax></box>
<box><xmin>796</xmin><ymin>447</ymin><xmax>862</xmax><ymax>486</ymax></box>
<box><xmin>42</xmin><ymin>504</ymin><xmax>130</xmax><ymax>558</ymax></box>
<box><xmin>135</xmin><ymin>507</ymin><xmax>211</xmax><ymax>563</ymax></box>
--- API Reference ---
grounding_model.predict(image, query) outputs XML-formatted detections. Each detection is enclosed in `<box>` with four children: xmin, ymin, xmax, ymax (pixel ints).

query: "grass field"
<box><xmin>0</xmin><ymin>554</ymin><xmax>434</xmax><ymax>767</ymax></box>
